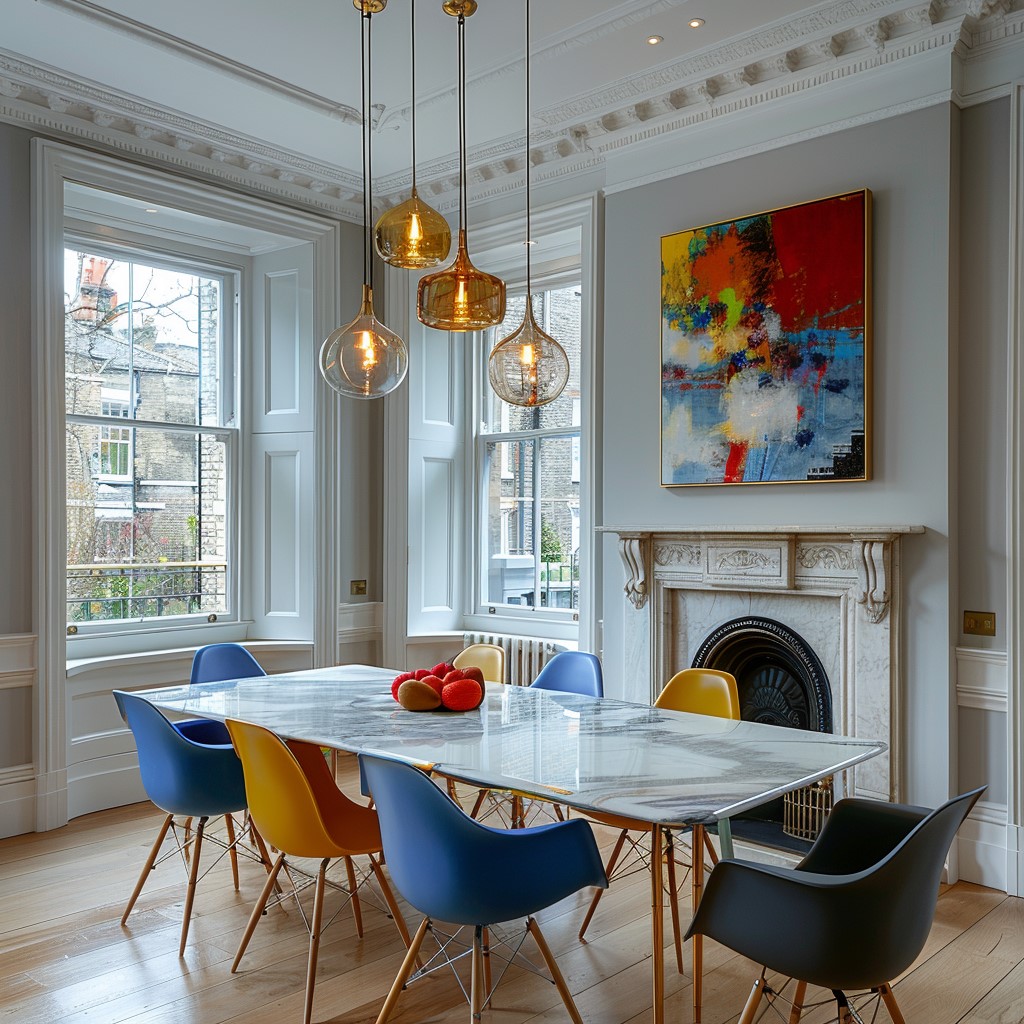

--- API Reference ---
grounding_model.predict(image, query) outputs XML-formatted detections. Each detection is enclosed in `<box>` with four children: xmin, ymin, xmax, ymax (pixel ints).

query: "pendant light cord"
<box><xmin>410</xmin><ymin>0</ymin><xmax>417</xmax><ymax>192</ymax></box>
<box><xmin>458</xmin><ymin>13</ymin><xmax>467</xmax><ymax>235</ymax></box>
<box><xmin>525</xmin><ymin>0</ymin><xmax>532</xmax><ymax>297</ymax></box>
<box><xmin>362</xmin><ymin>9</ymin><xmax>373</xmax><ymax>291</ymax></box>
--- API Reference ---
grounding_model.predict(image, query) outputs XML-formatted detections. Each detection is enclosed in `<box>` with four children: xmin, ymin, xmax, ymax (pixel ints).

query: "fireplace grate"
<box><xmin>783</xmin><ymin>776</ymin><xmax>833</xmax><ymax>841</ymax></box>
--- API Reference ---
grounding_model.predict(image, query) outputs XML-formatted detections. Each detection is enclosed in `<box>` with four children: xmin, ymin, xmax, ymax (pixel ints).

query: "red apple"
<box><xmin>441</xmin><ymin>677</ymin><xmax>484</xmax><ymax>711</ymax></box>
<box><xmin>421</xmin><ymin>674</ymin><xmax>446</xmax><ymax>698</ymax></box>
<box><xmin>413</xmin><ymin>668</ymin><xmax>432</xmax><ymax>681</ymax></box>
<box><xmin>431</xmin><ymin>662</ymin><xmax>450</xmax><ymax>677</ymax></box>
<box><xmin>391</xmin><ymin>671</ymin><xmax>415</xmax><ymax>701</ymax></box>
<box><xmin>442</xmin><ymin>669</ymin><xmax>465</xmax><ymax>686</ymax></box>
<box><xmin>459</xmin><ymin>665</ymin><xmax>486</xmax><ymax>690</ymax></box>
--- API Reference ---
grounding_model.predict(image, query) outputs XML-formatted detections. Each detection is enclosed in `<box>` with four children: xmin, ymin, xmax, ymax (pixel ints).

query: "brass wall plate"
<box><xmin>350</xmin><ymin>579</ymin><xmax>368</xmax><ymax>596</ymax></box>
<box><xmin>963</xmin><ymin>610</ymin><xmax>996</xmax><ymax>637</ymax></box>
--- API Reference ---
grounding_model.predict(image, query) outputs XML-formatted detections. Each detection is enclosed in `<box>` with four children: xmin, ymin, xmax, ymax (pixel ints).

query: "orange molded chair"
<box><xmin>453</xmin><ymin>643</ymin><xmax>506</xmax><ymax>685</ymax></box>
<box><xmin>225</xmin><ymin>719</ymin><xmax>413</xmax><ymax>1024</ymax></box>
<box><xmin>578</xmin><ymin>668</ymin><xmax>741</xmax><ymax>972</ymax></box>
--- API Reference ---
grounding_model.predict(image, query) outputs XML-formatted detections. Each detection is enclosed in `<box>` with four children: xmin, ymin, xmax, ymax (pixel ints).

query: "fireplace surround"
<box><xmin>600</xmin><ymin>525</ymin><xmax>923</xmax><ymax>804</ymax></box>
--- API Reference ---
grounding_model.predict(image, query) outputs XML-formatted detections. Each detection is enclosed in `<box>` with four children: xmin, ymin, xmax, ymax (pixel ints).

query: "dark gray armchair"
<box><xmin>685</xmin><ymin>786</ymin><xmax>985</xmax><ymax>1024</ymax></box>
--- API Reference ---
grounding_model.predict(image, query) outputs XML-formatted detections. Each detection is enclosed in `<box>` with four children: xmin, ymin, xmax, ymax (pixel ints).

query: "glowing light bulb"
<box><xmin>455</xmin><ymin>278</ymin><xmax>469</xmax><ymax>318</ymax></box>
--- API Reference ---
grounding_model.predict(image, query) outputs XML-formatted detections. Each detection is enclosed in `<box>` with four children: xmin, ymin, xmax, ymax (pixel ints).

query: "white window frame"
<box><xmin>64</xmin><ymin>236</ymin><xmax>241</xmax><ymax>639</ymax></box>
<box><xmin>461</xmin><ymin>198</ymin><xmax>599</xmax><ymax>646</ymax></box>
<box><xmin>473</xmin><ymin>285</ymin><xmax>583</xmax><ymax>625</ymax></box>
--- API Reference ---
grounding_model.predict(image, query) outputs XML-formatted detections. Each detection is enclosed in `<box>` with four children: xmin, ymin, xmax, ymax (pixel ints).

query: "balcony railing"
<box><xmin>66</xmin><ymin>560</ymin><xmax>227</xmax><ymax>622</ymax></box>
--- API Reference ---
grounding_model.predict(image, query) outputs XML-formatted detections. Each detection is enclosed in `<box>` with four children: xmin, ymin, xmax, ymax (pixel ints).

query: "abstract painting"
<box><xmin>661</xmin><ymin>189</ymin><xmax>871</xmax><ymax>486</ymax></box>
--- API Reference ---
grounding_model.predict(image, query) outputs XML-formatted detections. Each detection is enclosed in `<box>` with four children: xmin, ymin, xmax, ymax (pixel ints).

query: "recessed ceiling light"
<box><xmin>688</xmin><ymin>18</ymin><xmax>705</xmax><ymax>29</ymax></box>
<box><xmin>647</xmin><ymin>34</ymin><xmax>663</xmax><ymax>45</ymax></box>
<box><xmin>144</xmin><ymin>207</ymin><xmax>158</xmax><ymax>213</ymax></box>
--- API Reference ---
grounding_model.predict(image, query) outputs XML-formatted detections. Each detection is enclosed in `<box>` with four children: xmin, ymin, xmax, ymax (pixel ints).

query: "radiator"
<box><xmin>461</xmin><ymin>632</ymin><xmax>567</xmax><ymax>687</ymax></box>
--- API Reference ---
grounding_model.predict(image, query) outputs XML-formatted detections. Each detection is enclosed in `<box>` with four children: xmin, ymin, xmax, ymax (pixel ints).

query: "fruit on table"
<box><xmin>397</xmin><ymin>678</ymin><xmax>442</xmax><ymax>711</ymax></box>
<box><xmin>391</xmin><ymin>665</ymin><xmax>484</xmax><ymax>711</ymax></box>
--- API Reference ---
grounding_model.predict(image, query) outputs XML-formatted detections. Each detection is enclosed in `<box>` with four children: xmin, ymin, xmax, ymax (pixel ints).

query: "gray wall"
<box><xmin>600</xmin><ymin>104</ymin><xmax>957</xmax><ymax>807</ymax></box>
<box><xmin>958</xmin><ymin>98</ymin><xmax>1009</xmax><ymax>652</ymax></box>
<box><xmin>0</xmin><ymin>123</ymin><xmax>34</xmax><ymax>635</ymax></box>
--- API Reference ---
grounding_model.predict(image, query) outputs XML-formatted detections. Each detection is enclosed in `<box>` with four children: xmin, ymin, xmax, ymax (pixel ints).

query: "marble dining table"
<box><xmin>140</xmin><ymin>663</ymin><xmax>885</xmax><ymax>1024</ymax></box>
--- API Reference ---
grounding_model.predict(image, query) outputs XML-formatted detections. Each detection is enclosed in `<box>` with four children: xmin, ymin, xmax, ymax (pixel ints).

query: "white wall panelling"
<box><xmin>65</xmin><ymin>642</ymin><xmax>312</xmax><ymax>821</ymax></box>
<box><xmin>252</xmin><ymin>246</ymin><xmax>315</xmax><ymax>433</ymax></box>
<box><xmin>405</xmin><ymin>313</ymin><xmax>464</xmax><ymax>636</ymax></box>
<box><xmin>0</xmin><ymin>634</ymin><xmax>36</xmax><ymax>838</ymax></box>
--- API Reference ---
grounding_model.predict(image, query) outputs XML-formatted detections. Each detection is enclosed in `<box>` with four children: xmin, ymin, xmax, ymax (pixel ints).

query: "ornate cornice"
<box><xmin>1</xmin><ymin>0</ymin><xmax>1020</xmax><ymax>218</ymax></box>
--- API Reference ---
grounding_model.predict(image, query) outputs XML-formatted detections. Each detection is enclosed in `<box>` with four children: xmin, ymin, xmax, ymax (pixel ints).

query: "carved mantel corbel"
<box><xmin>852</xmin><ymin>537</ymin><xmax>892</xmax><ymax>623</ymax></box>
<box><xmin>617</xmin><ymin>532</ymin><xmax>651</xmax><ymax>610</ymax></box>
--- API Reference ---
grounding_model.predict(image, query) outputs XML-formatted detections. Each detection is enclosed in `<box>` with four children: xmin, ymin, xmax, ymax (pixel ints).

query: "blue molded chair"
<box><xmin>114</xmin><ymin>690</ymin><xmax>265</xmax><ymax>955</ymax></box>
<box><xmin>174</xmin><ymin>643</ymin><xmax>268</xmax><ymax>745</ymax></box>
<box><xmin>685</xmin><ymin>787</ymin><xmax>985</xmax><ymax>1024</ymax></box>
<box><xmin>529</xmin><ymin>651</ymin><xmax>604</xmax><ymax>698</ymax></box>
<box><xmin>360</xmin><ymin>752</ymin><xmax>607</xmax><ymax>1024</ymax></box>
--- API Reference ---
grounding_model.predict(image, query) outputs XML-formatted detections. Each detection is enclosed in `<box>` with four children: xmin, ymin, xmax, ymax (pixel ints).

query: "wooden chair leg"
<box><xmin>789</xmin><ymin>980</ymin><xmax>807</xmax><ymax>1024</ymax></box>
<box><xmin>232</xmin><ymin>852</ymin><xmax>286</xmax><ymax>971</ymax></box>
<box><xmin>702</xmin><ymin>827</ymin><xmax>720</xmax><ymax>866</ymax></box>
<box><xmin>178</xmin><ymin>815</ymin><xmax>207</xmax><ymax>956</ymax></box>
<box><xmin>469</xmin><ymin>789</ymin><xmax>489</xmax><ymax>819</ymax></box>
<box><xmin>528</xmin><ymin>918</ymin><xmax>584</xmax><ymax>1024</ymax></box>
<box><xmin>302</xmin><ymin>858</ymin><xmax>329</xmax><ymax>1024</ymax></box>
<box><xmin>224</xmin><ymin>813</ymin><xmax>239</xmax><ymax>890</ymax></box>
<box><xmin>248</xmin><ymin>824</ymin><xmax>283</xmax><ymax>894</ymax></box>
<box><xmin>578</xmin><ymin>828</ymin><xmax>628</xmax><ymax>942</ymax></box>
<box><xmin>482</xmin><ymin>926</ymin><xmax>493</xmax><ymax>1009</ymax></box>
<box><xmin>470</xmin><ymin>925</ymin><xmax>484</xmax><ymax>1024</ymax></box>
<box><xmin>878</xmin><ymin>983</ymin><xmax>906</xmax><ymax>1024</ymax></box>
<box><xmin>369</xmin><ymin>857</ymin><xmax>411</xmax><ymax>947</ymax></box>
<box><xmin>664</xmin><ymin>830</ymin><xmax>684</xmax><ymax>975</ymax></box>
<box><xmin>121</xmin><ymin>812</ymin><xmax>173</xmax><ymax>925</ymax></box>
<box><xmin>737</xmin><ymin>972</ymin><xmax>768</xmax><ymax>1024</ymax></box>
<box><xmin>344</xmin><ymin>855</ymin><xmax>364</xmax><ymax>937</ymax></box>
<box><xmin>374</xmin><ymin>917</ymin><xmax>430</xmax><ymax>1024</ymax></box>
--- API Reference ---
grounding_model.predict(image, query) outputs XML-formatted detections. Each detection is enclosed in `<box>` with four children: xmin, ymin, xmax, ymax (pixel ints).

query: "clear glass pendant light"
<box><xmin>487</xmin><ymin>0</ymin><xmax>569</xmax><ymax>407</ymax></box>
<box><xmin>374</xmin><ymin>0</ymin><xmax>451</xmax><ymax>268</ymax></box>
<box><xmin>417</xmin><ymin>0</ymin><xmax>505</xmax><ymax>331</ymax></box>
<box><xmin>320</xmin><ymin>0</ymin><xmax>408</xmax><ymax>400</ymax></box>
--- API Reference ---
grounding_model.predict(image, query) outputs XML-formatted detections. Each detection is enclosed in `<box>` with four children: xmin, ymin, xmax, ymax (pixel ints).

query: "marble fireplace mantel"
<box><xmin>599</xmin><ymin>524</ymin><xmax>924</xmax><ymax>803</ymax></box>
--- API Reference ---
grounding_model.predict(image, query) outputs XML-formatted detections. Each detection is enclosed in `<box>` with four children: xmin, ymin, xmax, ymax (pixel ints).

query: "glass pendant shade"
<box><xmin>375</xmin><ymin>187</ymin><xmax>451</xmax><ymax>268</ymax></box>
<box><xmin>488</xmin><ymin>295</ymin><xmax>569</xmax><ymax>407</ymax></box>
<box><xmin>320</xmin><ymin>285</ymin><xmax>408</xmax><ymax>400</ymax></box>
<box><xmin>417</xmin><ymin>228</ymin><xmax>506</xmax><ymax>331</ymax></box>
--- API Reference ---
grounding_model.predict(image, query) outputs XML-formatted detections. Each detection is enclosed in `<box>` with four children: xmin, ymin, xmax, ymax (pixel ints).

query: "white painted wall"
<box><xmin>600</xmin><ymin>104</ymin><xmax>957</xmax><ymax>810</ymax></box>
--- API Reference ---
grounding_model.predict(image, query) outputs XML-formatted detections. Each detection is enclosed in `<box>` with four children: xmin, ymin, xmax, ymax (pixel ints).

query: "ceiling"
<box><xmin>1</xmin><ymin>0</ymin><xmax>1013</xmax><ymax>216</ymax></box>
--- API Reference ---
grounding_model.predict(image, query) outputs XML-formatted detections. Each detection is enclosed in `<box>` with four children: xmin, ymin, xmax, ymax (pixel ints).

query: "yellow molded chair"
<box><xmin>655</xmin><ymin>667</ymin><xmax>741</xmax><ymax>718</ymax></box>
<box><xmin>453</xmin><ymin>642</ymin><xmax>506</xmax><ymax>685</ymax></box>
<box><xmin>225</xmin><ymin>719</ymin><xmax>413</xmax><ymax>1024</ymax></box>
<box><xmin>578</xmin><ymin>668</ymin><xmax>740</xmax><ymax>972</ymax></box>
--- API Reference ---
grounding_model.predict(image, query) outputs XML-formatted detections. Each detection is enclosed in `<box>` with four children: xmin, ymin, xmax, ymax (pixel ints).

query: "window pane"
<box><xmin>66</xmin><ymin>427</ymin><xmax>228</xmax><ymax>624</ymax></box>
<box><xmin>485</xmin><ymin>439</ymin><xmax>535</xmax><ymax>607</ymax></box>
<box><xmin>539</xmin><ymin>436</ymin><xmax>580</xmax><ymax>611</ymax></box>
<box><xmin>64</xmin><ymin>250</ymin><xmax>221</xmax><ymax>426</ymax></box>
<box><xmin>483</xmin><ymin>436</ymin><xmax>579</xmax><ymax>613</ymax></box>
<box><xmin>481</xmin><ymin>286</ymin><xmax>582</xmax><ymax>433</ymax></box>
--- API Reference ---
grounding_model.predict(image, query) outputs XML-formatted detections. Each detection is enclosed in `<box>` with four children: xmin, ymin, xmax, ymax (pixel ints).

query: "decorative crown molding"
<box><xmin>1</xmin><ymin>0</ymin><xmax>1021</xmax><ymax>218</ymax></box>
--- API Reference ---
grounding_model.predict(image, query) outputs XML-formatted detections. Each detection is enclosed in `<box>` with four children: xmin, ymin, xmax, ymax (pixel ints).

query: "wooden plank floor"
<box><xmin>1</xmin><ymin>768</ymin><xmax>1021</xmax><ymax>1024</ymax></box>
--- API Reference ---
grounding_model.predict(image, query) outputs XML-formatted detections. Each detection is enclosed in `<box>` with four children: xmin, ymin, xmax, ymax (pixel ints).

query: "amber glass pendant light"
<box><xmin>320</xmin><ymin>0</ymin><xmax>408</xmax><ymax>400</ymax></box>
<box><xmin>417</xmin><ymin>0</ymin><xmax>505</xmax><ymax>331</ymax></box>
<box><xmin>374</xmin><ymin>0</ymin><xmax>450</xmax><ymax>268</ymax></box>
<box><xmin>488</xmin><ymin>0</ymin><xmax>569</xmax><ymax>408</ymax></box>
